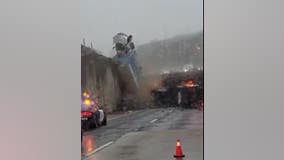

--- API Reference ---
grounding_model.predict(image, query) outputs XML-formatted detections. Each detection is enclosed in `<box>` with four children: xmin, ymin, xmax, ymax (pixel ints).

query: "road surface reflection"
<box><xmin>82</xmin><ymin>134</ymin><xmax>96</xmax><ymax>155</ymax></box>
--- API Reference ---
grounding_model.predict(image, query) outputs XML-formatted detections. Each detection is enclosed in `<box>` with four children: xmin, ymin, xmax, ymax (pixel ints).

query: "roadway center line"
<box><xmin>83</xmin><ymin>141</ymin><xmax>113</xmax><ymax>159</ymax></box>
<box><xmin>150</xmin><ymin>119</ymin><xmax>158</xmax><ymax>123</ymax></box>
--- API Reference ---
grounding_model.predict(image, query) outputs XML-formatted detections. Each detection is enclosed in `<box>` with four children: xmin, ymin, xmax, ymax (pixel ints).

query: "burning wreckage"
<box><xmin>111</xmin><ymin>33</ymin><xmax>204</xmax><ymax>110</ymax></box>
<box><xmin>151</xmin><ymin>71</ymin><xmax>204</xmax><ymax>109</ymax></box>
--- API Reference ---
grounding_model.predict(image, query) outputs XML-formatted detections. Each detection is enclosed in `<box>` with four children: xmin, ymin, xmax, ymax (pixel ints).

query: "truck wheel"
<box><xmin>93</xmin><ymin>121</ymin><xmax>98</xmax><ymax>128</ymax></box>
<box><xmin>81</xmin><ymin>130</ymin><xmax>83</xmax><ymax>143</ymax></box>
<box><xmin>86</xmin><ymin>124</ymin><xmax>90</xmax><ymax>130</ymax></box>
<box><xmin>102</xmin><ymin>114</ymin><xmax>107</xmax><ymax>126</ymax></box>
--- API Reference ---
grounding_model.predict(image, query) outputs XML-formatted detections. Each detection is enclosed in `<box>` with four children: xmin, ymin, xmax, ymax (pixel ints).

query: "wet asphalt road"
<box><xmin>82</xmin><ymin>107</ymin><xmax>203</xmax><ymax>160</ymax></box>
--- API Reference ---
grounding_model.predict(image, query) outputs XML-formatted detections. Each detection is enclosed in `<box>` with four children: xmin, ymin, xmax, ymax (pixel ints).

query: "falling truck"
<box><xmin>112</xmin><ymin>33</ymin><xmax>142</xmax><ymax>110</ymax></box>
<box><xmin>112</xmin><ymin>33</ymin><xmax>141</xmax><ymax>93</ymax></box>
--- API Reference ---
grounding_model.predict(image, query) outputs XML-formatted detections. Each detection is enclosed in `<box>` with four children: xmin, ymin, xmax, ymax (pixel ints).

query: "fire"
<box><xmin>183</xmin><ymin>80</ymin><xmax>194</xmax><ymax>87</ymax></box>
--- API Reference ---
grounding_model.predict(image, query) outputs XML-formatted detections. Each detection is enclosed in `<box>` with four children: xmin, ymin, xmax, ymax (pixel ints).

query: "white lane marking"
<box><xmin>83</xmin><ymin>141</ymin><xmax>113</xmax><ymax>158</ymax></box>
<box><xmin>94</xmin><ymin>141</ymin><xmax>113</xmax><ymax>153</ymax></box>
<box><xmin>150</xmin><ymin>119</ymin><xmax>158</xmax><ymax>123</ymax></box>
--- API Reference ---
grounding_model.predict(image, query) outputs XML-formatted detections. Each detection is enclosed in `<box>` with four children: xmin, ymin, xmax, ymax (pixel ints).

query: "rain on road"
<box><xmin>82</xmin><ymin>107</ymin><xmax>203</xmax><ymax>160</ymax></box>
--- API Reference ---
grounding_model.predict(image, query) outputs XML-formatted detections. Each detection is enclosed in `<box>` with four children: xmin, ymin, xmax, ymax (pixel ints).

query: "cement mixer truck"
<box><xmin>112</xmin><ymin>33</ymin><xmax>141</xmax><ymax>93</ymax></box>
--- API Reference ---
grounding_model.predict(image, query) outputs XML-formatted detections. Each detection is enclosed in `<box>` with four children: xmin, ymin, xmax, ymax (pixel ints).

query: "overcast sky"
<box><xmin>81</xmin><ymin>0</ymin><xmax>203</xmax><ymax>57</ymax></box>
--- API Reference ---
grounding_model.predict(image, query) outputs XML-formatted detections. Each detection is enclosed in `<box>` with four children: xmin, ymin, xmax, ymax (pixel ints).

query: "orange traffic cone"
<box><xmin>174</xmin><ymin>139</ymin><xmax>185</xmax><ymax>158</ymax></box>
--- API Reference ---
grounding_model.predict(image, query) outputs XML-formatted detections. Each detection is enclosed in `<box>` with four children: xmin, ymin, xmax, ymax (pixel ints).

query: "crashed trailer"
<box><xmin>177</xmin><ymin>83</ymin><xmax>200</xmax><ymax>108</ymax></box>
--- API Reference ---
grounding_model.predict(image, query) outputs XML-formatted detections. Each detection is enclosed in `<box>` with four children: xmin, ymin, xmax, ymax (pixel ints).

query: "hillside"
<box><xmin>137</xmin><ymin>32</ymin><xmax>203</xmax><ymax>74</ymax></box>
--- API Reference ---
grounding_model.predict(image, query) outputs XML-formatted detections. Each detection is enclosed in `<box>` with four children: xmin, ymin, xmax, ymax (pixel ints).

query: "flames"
<box><xmin>182</xmin><ymin>80</ymin><xmax>195</xmax><ymax>88</ymax></box>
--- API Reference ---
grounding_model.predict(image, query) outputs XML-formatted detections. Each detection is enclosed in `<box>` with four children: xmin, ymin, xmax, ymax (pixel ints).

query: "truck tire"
<box><xmin>81</xmin><ymin>130</ymin><xmax>83</xmax><ymax>143</ymax></box>
<box><xmin>102</xmin><ymin>114</ymin><xmax>107</xmax><ymax>126</ymax></box>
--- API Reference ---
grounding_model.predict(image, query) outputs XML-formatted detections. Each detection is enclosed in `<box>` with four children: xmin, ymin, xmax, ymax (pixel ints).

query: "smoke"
<box><xmin>136</xmin><ymin>74</ymin><xmax>163</xmax><ymax>104</ymax></box>
<box><xmin>137</xmin><ymin>32</ymin><xmax>203</xmax><ymax>75</ymax></box>
<box><xmin>132</xmin><ymin>32</ymin><xmax>203</xmax><ymax>106</ymax></box>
